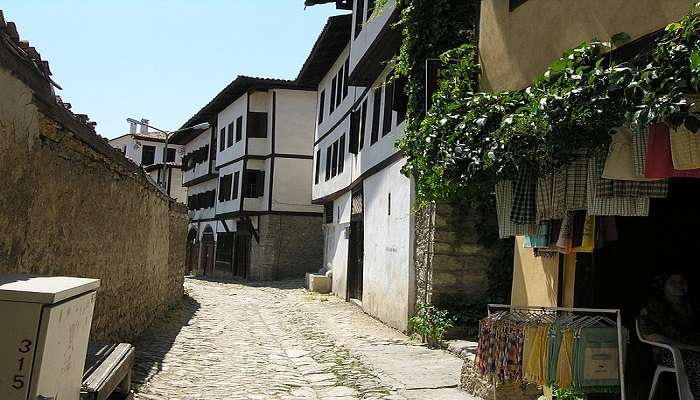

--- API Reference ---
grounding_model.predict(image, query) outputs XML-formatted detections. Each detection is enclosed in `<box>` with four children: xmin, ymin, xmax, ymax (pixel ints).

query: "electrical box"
<box><xmin>0</xmin><ymin>275</ymin><xmax>100</xmax><ymax>400</ymax></box>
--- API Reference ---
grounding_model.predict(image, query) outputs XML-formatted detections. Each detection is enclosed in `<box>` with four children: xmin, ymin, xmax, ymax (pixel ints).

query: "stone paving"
<box><xmin>131</xmin><ymin>278</ymin><xmax>481</xmax><ymax>400</ymax></box>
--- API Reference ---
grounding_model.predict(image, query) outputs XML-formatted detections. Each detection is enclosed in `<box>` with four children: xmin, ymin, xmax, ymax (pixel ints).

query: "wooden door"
<box><xmin>347</xmin><ymin>221</ymin><xmax>364</xmax><ymax>301</ymax></box>
<box><xmin>234</xmin><ymin>235</ymin><xmax>251</xmax><ymax>279</ymax></box>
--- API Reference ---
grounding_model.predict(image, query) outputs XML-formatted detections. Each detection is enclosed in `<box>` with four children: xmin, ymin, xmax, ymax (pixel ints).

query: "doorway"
<box><xmin>186</xmin><ymin>228</ymin><xmax>198</xmax><ymax>275</ymax></box>
<box><xmin>201</xmin><ymin>226</ymin><xmax>215</xmax><ymax>277</ymax></box>
<box><xmin>234</xmin><ymin>233</ymin><xmax>251</xmax><ymax>279</ymax></box>
<box><xmin>347</xmin><ymin>190</ymin><xmax>364</xmax><ymax>302</ymax></box>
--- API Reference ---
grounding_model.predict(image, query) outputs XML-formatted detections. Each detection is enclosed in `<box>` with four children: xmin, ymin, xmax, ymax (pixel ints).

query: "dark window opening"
<box><xmin>393</xmin><ymin>74</ymin><xmax>408</xmax><ymax>124</ymax></box>
<box><xmin>227</xmin><ymin>122</ymin><xmax>234</xmax><ymax>147</ymax></box>
<box><xmin>215</xmin><ymin>232</ymin><xmax>234</xmax><ymax>271</ymax></box>
<box><xmin>336</xmin><ymin>66</ymin><xmax>344</xmax><ymax>108</ymax></box>
<box><xmin>338</xmin><ymin>134</ymin><xmax>345</xmax><ymax>174</ymax></box>
<box><xmin>141</xmin><ymin>145</ymin><xmax>156</xmax><ymax>166</ymax></box>
<box><xmin>331</xmin><ymin>140</ymin><xmax>339</xmax><ymax>177</ymax></box>
<box><xmin>349</xmin><ymin>110</ymin><xmax>360</xmax><ymax>155</ymax></box>
<box><xmin>247</xmin><ymin>112</ymin><xmax>268</xmax><ymax>138</ymax></box>
<box><xmin>315</xmin><ymin>149</ymin><xmax>322</xmax><ymax>184</ymax></box>
<box><xmin>330</xmin><ymin>77</ymin><xmax>337</xmax><ymax>113</ymax></box>
<box><xmin>219</xmin><ymin>174</ymin><xmax>233</xmax><ymax>202</ymax></box>
<box><xmin>425</xmin><ymin>59</ymin><xmax>444</xmax><ymax>113</ymax></box>
<box><xmin>360</xmin><ymin>98</ymin><xmax>367</xmax><ymax>150</ymax></box>
<box><xmin>232</xmin><ymin>171</ymin><xmax>240</xmax><ymax>200</ymax></box>
<box><xmin>243</xmin><ymin>169</ymin><xmax>265</xmax><ymax>198</ymax></box>
<box><xmin>355</xmin><ymin>0</ymin><xmax>365</xmax><ymax>38</ymax></box>
<box><xmin>366</xmin><ymin>0</ymin><xmax>376</xmax><ymax>21</ymax></box>
<box><xmin>236</xmin><ymin>116</ymin><xmax>243</xmax><ymax>142</ymax></box>
<box><xmin>382</xmin><ymin>79</ymin><xmax>394</xmax><ymax>136</ymax></box>
<box><xmin>388</xmin><ymin>192</ymin><xmax>391</xmax><ymax>215</ymax></box>
<box><xmin>219</xmin><ymin>128</ymin><xmax>226</xmax><ymax>151</ymax></box>
<box><xmin>343</xmin><ymin>58</ymin><xmax>350</xmax><ymax>99</ymax></box>
<box><xmin>325</xmin><ymin>146</ymin><xmax>332</xmax><ymax>181</ymax></box>
<box><xmin>324</xmin><ymin>203</ymin><xmax>333</xmax><ymax>224</ymax></box>
<box><xmin>370</xmin><ymin>88</ymin><xmax>381</xmax><ymax>144</ymax></box>
<box><xmin>318</xmin><ymin>90</ymin><xmax>326</xmax><ymax>124</ymax></box>
<box><xmin>166</xmin><ymin>148</ymin><xmax>176</xmax><ymax>163</ymax></box>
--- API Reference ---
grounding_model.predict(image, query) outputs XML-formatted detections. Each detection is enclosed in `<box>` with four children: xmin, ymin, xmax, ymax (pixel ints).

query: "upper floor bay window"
<box><xmin>219</xmin><ymin>174</ymin><xmax>233</xmax><ymax>202</ymax></box>
<box><xmin>243</xmin><ymin>169</ymin><xmax>265</xmax><ymax>198</ymax></box>
<box><xmin>247</xmin><ymin>112</ymin><xmax>268</xmax><ymax>138</ymax></box>
<box><xmin>141</xmin><ymin>145</ymin><xmax>156</xmax><ymax>166</ymax></box>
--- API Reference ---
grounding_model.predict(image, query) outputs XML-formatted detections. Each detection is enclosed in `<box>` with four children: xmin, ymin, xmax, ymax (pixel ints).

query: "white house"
<box><xmin>173</xmin><ymin>76</ymin><xmax>324</xmax><ymax>280</ymax></box>
<box><xmin>109</xmin><ymin>119</ymin><xmax>187</xmax><ymax>203</ymax></box>
<box><xmin>301</xmin><ymin>3</ymin><xmax>415</xmax><ymax>331</ymax></box>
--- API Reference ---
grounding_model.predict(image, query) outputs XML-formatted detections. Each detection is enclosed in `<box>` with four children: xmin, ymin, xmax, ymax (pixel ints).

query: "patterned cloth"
<box><xmin>658</xmin><ymin>349</ymin><xmax>700</xmax><ymax>397</ymax></box>
<box><xmin>510</xmin><ymin>167</ymin><xmax>538</xmax><ymax>225</ymax></box>
<box><xmin>496</xmin><ymin>180</ymin><xmax>537</xmax><ymax>238</ymax></box>
<box><xmin>596</xmin><ymin>177</ymin><xmax>669</xmax><ymax>198</ymax></box>
<box><xmin>587</xmin><ymin>151</ymin><xmax>650</xmax><ymax>216</ymax></box>
<box><xmin>475</xmin><ymin>319</ymin><xmax>525</xmax><ymax>383</ymax></box>
<box><xmin>563</xmin><ymin>157</ymin><xmax>588</xmax><ymax>211</ymax></box>
<box><xmin>632</xmin><ymin>125</ymin><xmax>649</xmax><ymax>177</ymax></box>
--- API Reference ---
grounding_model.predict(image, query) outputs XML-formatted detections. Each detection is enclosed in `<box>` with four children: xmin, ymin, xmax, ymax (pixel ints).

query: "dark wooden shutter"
<box><xmin>338</xmin><ymin>134</ymin><xmax>345</xmax><ymax>174</ymax></box>
<box><xmin>382</xmin><ymin>79</ymin><xmax>394</xmax><ymax>136</ymax></box>
<box><xmin>349</xmin><ymin>110</ymin><xmax>360</xmax><ymax>154</ymax></box>
<box><xmin>359</xmin><ymin>99</ymin><xmax>367</xmax><ymax>150</ymax></box>
<box><xmin>393</xmin><ymin>75</ymin><xmax>408</xmax><ymax>124</ymax></box>
<box><xmin>227</xmin><ymin>123</ymin><xmax>234</xmax><ymax>147</ymax></box>
<box><xmin>343</xmin><ymin>58</ymin><xmax>350</xmax><ymax>98</ymax></box>
<box><xmin>318</xmin><ymin>90</ymin><xmax>325</xmax><ymax>124</ymax></box>
<box><xmin>325</xmin><ymin>146</ymin><xmax>332</xmax><ymax>181</ymax></box>
<box><xmin>336</xmin><ymin>66</ymin><xmax>344</xmax><ymax>108</ymax></box>
<box><xmin>331</xmin><ymin>140</ymin><xmax>339</xmax><ymax>177</ymax></box>
<box><xmin>371</xmin><ymin>88</ymin><xmax>381</xmax><ymax>144</ymax></box>
<box><xmin>220</xmin><ymin>128</ymin><xmax>226</xmax><ymax>151</ymax></box>
<box><xmin>256</xmin><ymin>171</ymin><xmax>265</xmax><ymax>197</ymax></box>
<box><xmin>236</xmin><ymin>116</ymin><xmax>243</xmax><ymax>142</ymax></box>
<box><xmin>330</xmin><ymin>77</ymin><xmax>337</xmax><ymax>113</ymax></box>
<box><xmin>232</xmin><ymin>171</ymin><xmax>240</xmax><ymax>199</ymax></box>
<box><xmin>315</xmin><ymin>150</ymin><xmax>322</xmax><ymax>184</ymax></box>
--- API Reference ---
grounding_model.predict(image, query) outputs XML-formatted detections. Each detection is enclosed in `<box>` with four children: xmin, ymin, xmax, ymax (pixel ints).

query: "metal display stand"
<box><xmin>486</xmin><ymin>304</ymin><xmax>627</xmax><ymax>400</ymax></box>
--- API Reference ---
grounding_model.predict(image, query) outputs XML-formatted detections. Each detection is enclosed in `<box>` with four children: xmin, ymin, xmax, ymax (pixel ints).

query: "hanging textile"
<box><xmin>557</xmin><ymin>329</ymin><xmax>575</xmax><ymax>388</ymax></box>
<box><xmin>562</xmin><ymin>156</ymin><xmax>588</xmax><ymax>211</ymax></box>
<box><xmin>475</xmin><ymin>318</ymin><xmax>525</xmax><ymax>383</ymax></box>
<box><xmin>596</xmin><ymin>178</ymin><xmax>669</xmax><ymax>199</ymax></box>
<box><xmin>536</xmin><ymin>175</ymin><xmax>566</xmax><ymax>222</ymax></box>
<box><xmin>632</xmin><ymin>125</ymin><xmax>649</xmax><ymax>177</ymax></box>
<box><xmin>556</xmin><ymin>213</ymin><xmax>574</xmax><ymax>254</ymax></box>
<box><xmin>572</xmin><ymin>215</ymin><xmax>595</xmax><ymax>253</ymax></box>
<box><xmin>603</xmin><ymin>127</ymin><xmax>658</xmax><ymax>181</ymax></box>
<box><xmin>496</xmin><ymin>180</ymin><xmax>537</xmax><ymax>238</ymax></box>
<box><xmin>573</xmin><ymin>327</ymin><xmax>624</xmax><ymax>394</ymax></box>
<box><xmin>511</xmin><ymin>167</ymin><xmax>538</xmax><ymax>225</ymax></box>
<box><xmin>524</xmin><ymin>223</ymin><xmax>550</xmax><ymax>248</ymax></box>
<box><xmin>670</xmin><ymin>122</ymin><xmax>700</xmax><ymax>170</ymax></box>
<box><xmin>587</xmin><ymin>150</ymin><xmax>650</xmax><ymax>216</ymax></box>
<box><xmin>645</xmin><ymin>123</ymin><xmax>700</xmax><ymax>178</ymax></box>
<box><xmin>524</xmin><ymin>324</ymin><xmax>550</xmax><ymax>385</ymax></box>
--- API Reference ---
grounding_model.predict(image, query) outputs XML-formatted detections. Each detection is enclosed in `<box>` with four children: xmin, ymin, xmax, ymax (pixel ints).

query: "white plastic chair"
<box><xmin>636</xmin><ymin>318</ymin><xmax>695</xmax><ymax>400</ymax></box>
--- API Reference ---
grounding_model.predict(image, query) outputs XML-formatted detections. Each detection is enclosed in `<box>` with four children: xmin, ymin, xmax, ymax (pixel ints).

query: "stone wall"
<box><xmin>0</xmin><ymin>65</ymin><xmax>187</xmax><ymax>342</ymax></box>
<box><xmin>250</xmin><ymin>214</ymin><xmax>324</xmax><ymax>281</ymax></box>
<box><xmin>414</xmin><ymin>202</ymin><xmax>492</xmax><ymax>308</ymax></box>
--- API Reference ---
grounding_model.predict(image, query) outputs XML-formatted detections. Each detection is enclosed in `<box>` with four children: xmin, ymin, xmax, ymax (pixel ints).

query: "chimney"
<box><xmin>140</xmin><ymin>118</ymin><xmax>149</xmax><ymax>134</ymax></box>
<box><xmin>129</xmin><ymin>120</ymin><xmax>137</xmax><ymax>134</ymax></box>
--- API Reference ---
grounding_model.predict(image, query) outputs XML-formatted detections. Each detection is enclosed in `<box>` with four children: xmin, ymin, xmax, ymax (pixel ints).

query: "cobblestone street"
<box><xmin>131</xmin><ymin>278</ymin><xmax>479</xmax><ymax>400</ymax></box>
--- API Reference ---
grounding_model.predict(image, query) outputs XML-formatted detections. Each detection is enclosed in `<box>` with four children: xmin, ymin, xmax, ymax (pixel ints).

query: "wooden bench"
<box><xmin>81</xmin><ymin>343</ymin><xmax>135</xmax><ymax>400</ymax></box>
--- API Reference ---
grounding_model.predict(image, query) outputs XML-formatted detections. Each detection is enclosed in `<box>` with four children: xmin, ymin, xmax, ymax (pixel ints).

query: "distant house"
<box><xmin>173</xmin><ymin>76</ymin><xmax>323</xmax><ymax>280</ymax></box>
<box><xmin>109</xmin><ymin>119</ymin><xmax>187</xmax><ymax>203</ymax></box>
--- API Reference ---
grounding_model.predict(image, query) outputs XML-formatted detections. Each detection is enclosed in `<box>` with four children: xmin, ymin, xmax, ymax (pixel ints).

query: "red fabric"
<box><xmin>645</xmin><ymin>123</ymin><xmax>700</xmax><ymax>178</ymax></box>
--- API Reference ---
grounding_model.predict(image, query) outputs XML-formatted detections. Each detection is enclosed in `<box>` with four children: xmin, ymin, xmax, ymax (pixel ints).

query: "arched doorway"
<box><xmin>201</xmin><ymin>225</ymin><xmax>215</xmax><ymax>276</ymax></box>
<box><xmin>185</xmin><ymin>228</ymin><xmax>198</xmax><ymax>275</ymax></box>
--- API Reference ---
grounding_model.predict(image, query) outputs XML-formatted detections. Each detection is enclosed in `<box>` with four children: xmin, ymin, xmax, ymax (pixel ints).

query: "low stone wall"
<box><xmin>250</xmin><ymin>214</ymin><xmax>324</xmax><ymax>280</ymax></box>
<box><xmin>0</xmin><ymin>66</ymin><xmax>187</xmax><ymax>341</ymax></box>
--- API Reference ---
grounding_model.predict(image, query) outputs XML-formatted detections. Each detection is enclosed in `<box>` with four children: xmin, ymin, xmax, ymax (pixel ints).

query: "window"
<box><xmin>393</xmin><ymin>75</ymin><xmax>408</xmax><ymax>124</ymax></box>
<box><xmin>366</xmin><ymin>0</ymin><xmax>376</xmax><ymax>21</ymax></box>
<box><xmin>382</xmin><ymin>79</ymin><xmax>395</xmax><ymax>136</ymax></box>
<box><xmin>330</xmin><ymin>77</ymin><xmax>337</xmax><ymax>113</ymax></box>
<box><xmin>247</xmin><ymin>112</ymin><xmax>268</xmax><ymax>138</ymax></box>
<box><xmin>370</xmin><ymin>88</ymin><xmax>381</xmax><ymax>144</ymax></box>
<box><xmin>122</xmin><ymin>146</ymin><xmax>126</xmax><ymax>154</ymax></box>
<box><xmin>215</xmin><ymin>232</ymin><xmax>234</xmax><ymax>270</ymax></box>
<box><xmin>338</xmin><ymin>134</ymin><xmax>345</xmax><ymax>174</ymax></box>
<box><xmin>355</xmin><ymin>0</ymin><xmax>365</xmax><ymax>38</ymax></box>
<box><xmin>509</xmin><ymin>0</ymin><xmax>529</xmax><ymax>11</ymax></box>
<box><xmin>211</xmin><ymin>130</ymin><xmax>217</xmax><ymax>160</ymax></box>
<box><xmin>336</xmin><ymin>65</ymin><xmax>344</xmax><ymax>108</ymax></box>
<box><xmin>331</xmin><ymin>140</ymin><xmax>339</xmax><ymax>177</ymax></box>
<box><xmin>166</xmin><ymin>148</ymin><xmax>176</xmax><ymax>163</ymax></box>
<box><xmin>318</xmin><ymin>90</ymin><xmax>325</xmax><ymax>124</ymax></box>
<box><xmin>360</xmin><ymin>98</ymin><xmax>367</xmax><ymax>150</ymax></box>
<box><xmin>219</xmin><ymin>174</ymin><xmax>233</xmax><ymax>202</ymax></box>
<box><xmin>388</xmin><ymin>192</ymin><xmax>391</xmax><ymax>215</ymax></box>
<box><xmin>343</xmin><ymin>58</ymin><xmax>350</xmax><ymax>99</ymax></box>
<box><xmin>235</xmin><ymin>116</ymin><xmax>243</xmax><ymax>142</ymax></box>
<box><xmin>227</xmin><ymin>122</ymin><xmax>234</xmax><ymax>147</ymax></box>
<box><xmin>141</xmin><ymin>145</ymin><xmax>156</xmax><ymax>166</ymax></box>
<box><xmin>243</xmin><ymin>170</ymin><xmax>265</xmax><ymax>198</ymax></box>
<box><xmin>315</xmin><ymin>149</ymin><xmax>321</xmax><ymax>184</ymax></box>
<box><xmin>232</xmin><ymin>171</ymin><xmax>240</xmax><ymax>200</ymax></box>
<box><xmin>349</xmin><ymin>110</ymin><xmax>360</xmax><ymax>154</ymax></box>
<box><xmin>324</xmin><ymin>203</ymin><xmax>333</xmax><ymax>224</ymax></box>
<box><xmin>219</xmin><ymin>128</ymin><xmax>226</xmax><ymax>151</ymax></box>
<box><xmin>325</xmin><ymin>146</ymin><xmax>332</xmax><ymax>181</ymax></box>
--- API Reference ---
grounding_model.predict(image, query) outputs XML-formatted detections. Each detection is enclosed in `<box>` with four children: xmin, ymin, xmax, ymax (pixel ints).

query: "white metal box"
<box><xmin>0</xmin><ymin>275</ymin><xmax>100</xmax><ymax>400</ymax></box>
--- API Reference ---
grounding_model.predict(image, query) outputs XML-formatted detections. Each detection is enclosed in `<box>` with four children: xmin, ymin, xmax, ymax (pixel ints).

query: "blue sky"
<box><xmin>1</xmin><ymin>1</ymin><xmax>343</xmax><ymax>138</ymax></box>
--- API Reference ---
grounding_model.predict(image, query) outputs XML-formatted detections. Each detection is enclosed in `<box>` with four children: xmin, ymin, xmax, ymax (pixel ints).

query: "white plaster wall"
<box><xmin>242</xmin><ymin>158</ymin><xmax>270</xmax><ymax>213</ymax></box>
<box><xmin>315</xmin><ymin>45</ymin><xmax>359</xmax><ymax>139</ymax></box>
<box><xmin>249</xmin><ymin>91</ymin><xmax>269</xmax><ymax>113</ymax></box>
<box><xmin>328</xmin><ymin>192</ymin><xmax>352</xmax><ymax>299</ymax></box>
<box><xmin>215</xmin><ymin>219</ymin><xmax>237</xmax><ymax>235</ymax></box>
<box><xmin>272</xmin><ymin>158</ymin><xmax>320</xmax><ymax>213</ymax></box>
<box><xmin>274</xmin><ymin>89</ymin><xmax>317</xmax><ymax>155</ymax></box>
<box><xmin>349</xmin><ymin>0</ymin><xmax>396</xmax><ymax>76</ymax></box>
<box><xmin>361</xmin><ymin>157</ymin><xmax>414</xmax><ymax>331</ymax></box>
<box><xmin>183</xmin><ymin>129</ymin><xmax>213</xmax><ymax>183</ymax></box>
<box><xmin>215</xmin><ymin>160</ymin><xmax>244</xmax><ymax>216</ymax></box>
<box><xmin>187</xmin><ymin>178</ymin><xmax>218</xmax><ymax>223</ymax></box>
<box><xmin>108</xmin><ymin>136</ymin><xmax>184</xmax><ymax>167</ymax></box>
<box><xmin>217</xmin><ymin>95</ymin><xmax>248</xmax><ymax>166</ymax></box>
<box><xmin>168</xmin><ymin>168</ymin><xmax>187</xmax><ymax>204</ymax></box>
<box><xmin>312</xmin><ymin>116</ymin><xmax>353</xmax><ymax>199</ymax></box>
<box><xmin>108</xmin><ymin>135</ymin><xmax>131</xmax><ymax>158</ymax></box>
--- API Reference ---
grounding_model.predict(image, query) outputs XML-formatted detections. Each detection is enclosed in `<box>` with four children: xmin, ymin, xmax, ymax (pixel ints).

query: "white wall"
<box><xmin>327</xmin><ymin>191</ymin><xmax>352</xmax><ymax>299</ymax></box>
<box><xmin>216</xmin><ymin>160</ymin><xmax>244</xmax><ymax>215</ymax></box>
<box><xmin>361</xmin><ymin>158</ymin><xmax>414</xmax><ymax>331</ymax></box>
<box><xmin>349</xmin><ymin>0</ymin><xmax>396</xmax><ymax>77</ymax></box>
<box><xmin>216</xmin><ymin>95</ymin><xmax>248</xmax><ymax>166</ymax></box>
<box><xmin>273</xmin><ymin>158</ymin><xmax>319</xmax><ymax>213</ymax></box>
<box><xmin>275</xmin><ymin>89</ymin><xmax>317</xmax><ymax>155</ymax></box>
<box><xmin>242</xmin><ymin>158</ymin><xmax>270</xmax><ymax>213</ymax></box>
<box><xmin>183</xmin><ymin>129</ymin><xmax>213</xmax><ymax>183</ymax></box>
<box><xmin>108</xmin><ymin>135</ymin><xmax>184</xmax><ymax>168</ymax></box>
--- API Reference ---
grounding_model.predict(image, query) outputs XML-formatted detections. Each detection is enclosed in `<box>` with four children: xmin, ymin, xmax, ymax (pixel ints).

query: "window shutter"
<box><xmin>393</xmin><ymin>75</ymin><xmax>408</xmax><ymax>116</ymax></box>
<box><xmin>256</xmin><ymin>171</ymin><xmax>265</xmax><ymax>197</ymax></box>
<box><xmin>349</xmin><ymin>110</ymin><xmax>360</xmax><ymax>154</ymax></box>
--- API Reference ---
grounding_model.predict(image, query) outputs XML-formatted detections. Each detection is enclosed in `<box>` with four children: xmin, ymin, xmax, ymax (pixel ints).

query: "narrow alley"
<box><xmin>131</xmin><ymin>278</ymin><xmax>477</xmax><ymax>400</ymax></box>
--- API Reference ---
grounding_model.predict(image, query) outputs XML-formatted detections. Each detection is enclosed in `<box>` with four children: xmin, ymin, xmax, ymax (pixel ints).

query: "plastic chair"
<box><xmin>636</xmin><ymin>318</ymin><xmax>694</xmax><ymax>400</ymax></box>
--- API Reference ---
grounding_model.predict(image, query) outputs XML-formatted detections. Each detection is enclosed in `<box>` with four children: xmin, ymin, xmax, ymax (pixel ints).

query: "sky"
<box><xmin>0</xmin><ymin>1</ymin><xmax>343</xmax><ymax>138</ymax></box>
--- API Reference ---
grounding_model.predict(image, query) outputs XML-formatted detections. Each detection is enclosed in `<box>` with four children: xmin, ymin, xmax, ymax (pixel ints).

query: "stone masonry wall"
<box><xmin>414</xmin><ymin>202</ymin><xmax>492</xmax><ymax>308</ymax></box>
<box><xmin>0</xmin><ymin>67</ymin><xmax>186</xmax><ymax>342</ymax></box>
<box><xmin>250</xmin><ymin>214</ymin><xmax>324</xmax><ymax>281</ymax></box>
